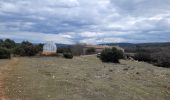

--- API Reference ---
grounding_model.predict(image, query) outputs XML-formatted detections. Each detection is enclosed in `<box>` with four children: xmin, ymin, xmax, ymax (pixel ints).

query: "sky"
<box><xmin>0</xmin><ymin>0</ymin><xmax>170</xmax><ymax>44</ymax></box>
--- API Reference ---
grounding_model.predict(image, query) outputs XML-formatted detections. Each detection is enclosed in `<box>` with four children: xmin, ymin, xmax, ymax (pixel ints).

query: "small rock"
<box><xmin>52</xmin><ymin>75</ymin><xmax>55</xmax><ymax>79</ymax></box>
<box><xmin>109</xmin><ymin>69</ymin><xmax>113</xmax><ymax>72</ymax></box>
<box><xmin>17</xmin><ymin>77</ymin><xmax>22</xmax><ymax>79</ymax></box>
<box><xmin>123</xmin><ymin>68</ymin><xmax>129</xmax><ymax>71</ymax></box>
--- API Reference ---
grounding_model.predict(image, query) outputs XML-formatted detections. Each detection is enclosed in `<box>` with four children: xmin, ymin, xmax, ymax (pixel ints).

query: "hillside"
<box><xmin>100</xmin><ymin>42</ymin><xmax>170</xmax><ymax>48</ymax></box>
<box><xmin>0</xmin><ymin>56</ymin><xmax>170</xmax><ymax>100</ymax></box>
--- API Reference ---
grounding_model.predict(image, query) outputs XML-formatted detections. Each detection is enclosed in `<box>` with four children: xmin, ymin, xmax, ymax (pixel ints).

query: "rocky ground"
<box><xmin>0</xmin><ymin>55</ymin><xmax>170</xmax><ymax>100</ymax></box>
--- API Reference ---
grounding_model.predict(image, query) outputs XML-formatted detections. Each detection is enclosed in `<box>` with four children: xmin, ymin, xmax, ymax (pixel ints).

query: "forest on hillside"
<box><xmin>101</xmin><ymin>42</ymin><xmax>170</xmax><ymax>68</ymax></box>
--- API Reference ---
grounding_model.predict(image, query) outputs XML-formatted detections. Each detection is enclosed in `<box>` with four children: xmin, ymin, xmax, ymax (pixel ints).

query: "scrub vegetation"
<box><xmin>0</xmin><ymin>56</ymin><xmax>169</xmax><ymax>100</ymax></box>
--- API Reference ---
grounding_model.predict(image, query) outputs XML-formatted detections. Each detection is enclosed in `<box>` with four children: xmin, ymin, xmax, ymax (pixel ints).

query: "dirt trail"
<box><xmin>0</xmin><ymin>58</ymin><xmax>19</xmax><ymax>100</ymax></box>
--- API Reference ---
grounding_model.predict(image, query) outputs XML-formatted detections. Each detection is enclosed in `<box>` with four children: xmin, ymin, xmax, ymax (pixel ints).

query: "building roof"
<box><xmin>84</xmin><ymin>44</ymin><xmax>124</xmax><ymax>51</ymax></box>
<box><xmin>84</xmin><ymin>45</ymin><xmax>111</xmax><ymax>49</ymax></box>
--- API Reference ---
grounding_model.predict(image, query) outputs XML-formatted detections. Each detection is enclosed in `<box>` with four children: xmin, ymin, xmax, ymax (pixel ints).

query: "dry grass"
<box><xmin>0</xmin><ymin>55</ymin><xmax>170</xmax><ymax>100</ymax></box>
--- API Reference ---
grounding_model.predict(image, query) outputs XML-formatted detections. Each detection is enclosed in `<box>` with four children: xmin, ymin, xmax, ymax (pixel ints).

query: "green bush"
<box><xmin>86</xmin><ymin>47</ymin><xmax>96</xmax><ymax>54</ymax></box>
<box><xmin>71</xmin><ymin>44</ymin><xmax>84</xmax><ymax>56</ymax></box>
<box><xmin>151</xmin><ymin>52</ymin><xmax>170</xmax><ymax>68</ymax></box>
<box><xmin>57</xmin><ymin>48</ymin><xmax>72</xmax><ymax>53</ymax></box>
<box><xmin>123</xmin><ymin>44</ymin><xmax>170</xmax><ymax>68</ymax></box>
<box><xmin>134</xmin><ymin>52</ymin><xmax>151</xmax><ymax>62</ymax></box>
<box><xmin>63</xmin><ymin>53</ymin><xmax>73</xmax><ymax>59</ymax></box>
<box><xmin>0</xmin><ymin>39</ymin><xmax>3</xmax><ymax>46</ymax></box>
<box><xmin>0</xmin><ymin>47</ymin><xmax>11</xmax><ymax>59</ymax></box>
<box><xmin>13</xmin><ymin>41</ymin><xmax>39</xmax><ymax>56</ymax></box>
<box><xmin>1</xmin><ymin>39</ymin><xmax>16</xmax><ymax>49</ymax></box>
<box><xmin>100</xmin><ymin>47</ymin><xmax>124</xmax><ymax>63</ymax></box>
<box><xmin>157</xmin><ymin>57</ymin><xmax>170</xmax><ymax>68</ymax></box>
<box><xmin>13</xmin><ymin>46</ymin><xmax>25</xmax><ymax>56</ymax></box>
<box><xmin>35</xmin><ymin>43</ymin><xmax>43</xmax><ymax>52</ymax></box>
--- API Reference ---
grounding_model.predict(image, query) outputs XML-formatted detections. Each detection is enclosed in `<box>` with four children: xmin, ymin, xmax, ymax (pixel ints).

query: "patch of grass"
<box><xmin>2</xmin><ymin>56</ymin><xmax>170</xmax><ymax>100</ymax></box>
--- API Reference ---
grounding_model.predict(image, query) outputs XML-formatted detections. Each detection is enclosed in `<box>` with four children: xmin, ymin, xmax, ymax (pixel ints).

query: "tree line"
<box><xmin>0</xmin><ymin>39</ymin><xmax>43</xmax><ymax>59</ymax></box>
<box><xmin>124</xmin><ymin>45</ymin><xmax>170</xmax><ymax>68</ymax></box>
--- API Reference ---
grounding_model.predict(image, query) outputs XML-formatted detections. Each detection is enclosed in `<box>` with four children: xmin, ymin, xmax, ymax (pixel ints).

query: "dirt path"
<box><xmin>0</xmin><ymin>58</ymin><xmax>19</xmax><ymax>100</ymax></box>
<box><xmin>0</xmin><ymin>73</ymin><xmax>10</xmax><ymax>100</ymax></box>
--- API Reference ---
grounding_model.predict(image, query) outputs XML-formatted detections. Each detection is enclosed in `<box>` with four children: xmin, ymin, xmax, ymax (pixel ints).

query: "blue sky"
<box><xmin>0</xmin><ymin>0</ymin><xmax>170</xmax><ymax>44</ymax></box>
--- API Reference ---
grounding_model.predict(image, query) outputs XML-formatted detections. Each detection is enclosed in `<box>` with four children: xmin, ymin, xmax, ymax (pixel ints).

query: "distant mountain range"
<box><xmin>55</xmin><ymin>43</ymin><xmax>72</xmax><ymax>48</ymax></box>
<box><xmin>34</xmin><ymin>42</ymin><xmax>170</xmax><ymax>48</ymax></box>
<box><xmin>55</xmin><ymin>42</ymin><xmax>170</xmax><ymax>48</ymax></box>
<box><xmin>99</xmin><ymin>42</ymin><xmax>170</xmax><ymax>48</ymax></box>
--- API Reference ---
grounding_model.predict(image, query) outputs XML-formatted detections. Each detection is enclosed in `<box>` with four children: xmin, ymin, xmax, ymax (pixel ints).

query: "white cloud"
<box><xmin>0</xmin><ymin>0</ymin><xmax>170</xmax><ymax>43</ymax></box>
<box><xmin>80</xmin><ymin>37</ymin><xmax>126</xmax><ymax>44</ymax></box>
<box><xmin>0</xmin><ymin>32</ymin><xmax>74</xmax><ymax>44</ymax></box>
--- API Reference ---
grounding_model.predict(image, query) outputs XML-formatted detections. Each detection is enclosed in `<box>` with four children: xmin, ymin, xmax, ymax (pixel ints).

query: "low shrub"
<box><xmin>71</xmin><ymin>44</ymin><xmax>84</xmax><ymax>56</ymax></box>
<box><xmin>13</xmin><ymin>41</ymin><xmax>39</xmax><ymax>56</ymax></box>
<box><xmin>151</xmin><ymin>52</ymin><xmax>170</xmax><ymax>68</ymax></box>
<box><xmin>157</xmin><ymin>57</ymin><xmax>170</xmax><ymax>68</ymax></box>
<box><xmin>57</xmin><ymin>48</ymin><xmax>72</xmax><ymax>53</ymax></box>
<box><xmin>100</xmin><ymin>47</ymin><xmax>124</xmax><ymax>63</ymax></box>
<box><xmin>1</xmin><ymin>39</ymin><xmax>16</xmax><ymax>49</ymax></box>
<box><xmin>134</xmin><ymin>52</ymin><xmax>151</xmax><ymax>62</ymax></box>
<box><xmin>123</xmin><ymin>44</ymin><xmax>170</xmax><ymax>68</ymax></box>
<box><xmin>86</xmin><ymin>47</ymin><xmax>96</xmax><ymax>54</ymax></box>
<box><xmin>63</xmin><ymin>53</ymin><xmax>73</xmax><ymax>59</ymax></box>
<box><xmin>0</xmin><ymin>47</ymin><xmax>11</xmax><ymax>59</ymax></box>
